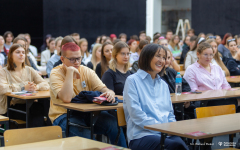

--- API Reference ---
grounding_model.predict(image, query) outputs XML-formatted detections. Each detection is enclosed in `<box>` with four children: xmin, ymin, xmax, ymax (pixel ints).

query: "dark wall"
<box><xmin>192</xmin><ymin>0</ymin><xmax>240</xmax><ymax>37</ymax></box>
<box><xmin>0</xmin><ymin>0</ymin><xmax>43</xmax><ymax>52</ymax></box>
<box><xmin>43</xmin><ymin>0</ymin><xmax>146</xmax><ymax>47</ymax></box>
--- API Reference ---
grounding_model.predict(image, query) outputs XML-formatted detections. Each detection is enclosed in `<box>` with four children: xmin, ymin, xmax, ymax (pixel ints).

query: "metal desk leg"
<box><xmin>66</xmin><ymin>109</ymin><xmax>71</xmax><ymax>137</ymax></box>
<box><xmin>26</xmin><ymin>100</ymin><xmax>34</xmax><ymax>128</ymax></box>
<box><xmin>160</xmin><ymin>133</ymin><xmax>166</xmax><ymax>150</ymax></box>
<box><xmin>176</xmin><ymin>103</ymin><xmax>185</xmax><ymax>120</ymax></box>
<box><xmin>7</xmin><ymin>96</ymin><xmax>11</xmax><ymax>117</ymax></box>
<box><xmin>90</xmin><ymin>111</ymin><xmax>100</xmax><ymax>139</ymax></box>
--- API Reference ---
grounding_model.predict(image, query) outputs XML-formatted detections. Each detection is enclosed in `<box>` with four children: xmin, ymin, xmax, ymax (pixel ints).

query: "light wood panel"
<box><xmin>226</xmin><ymin>76</ymin><xmax>240</xmax><ymax>83</ymax></box>
<box><xmin>5</xmin><ymin>91</ymin><xmax>50</xmax><ymax>100</ymax></box>
<box><xmin>54</xmin><ymin>103</ymin><xmax>123</xmax><ymax>112</ymax></box>
<box><xmin>0</xmin><ymin>115</ymin><xmax>9</xmax><ymax>122</ymax></box>
<box><xmin>196</xmin><ymin>104</ymin><xmax>235</xmax><ymax>118</ymax></box>
<box><xmin>0</xmin><ymin>136</ymin><xmax>130</xmax><ymax>150</ymax></box>
<box><xmin>117</xmin><ymin>107</ymin><xmax>126</xmax><ymax>126</ymax></box>
<box><xmin>145</xmin><ymin>113</ymin><xmax>240</xmax><ymax>140</ymax></box>
<box><xmin>4</xmin><ymin>126</ymin><xmax>62</xmax><ymax>146</ymax></box>
<box><xmin>171</xmin><ymin>88</ymin><xmax>240</xmax><ymax>103</ymax></box>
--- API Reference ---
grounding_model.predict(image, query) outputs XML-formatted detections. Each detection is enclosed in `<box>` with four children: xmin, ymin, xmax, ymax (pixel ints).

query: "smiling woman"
<box><xmin>123</xmin><ymin>43</ymin><xmax>189</xmax><ymax>150</ymax></box>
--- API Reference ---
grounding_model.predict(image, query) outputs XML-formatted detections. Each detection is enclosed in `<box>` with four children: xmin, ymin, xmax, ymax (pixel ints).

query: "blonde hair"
<box><xmin>205</xmin><ymin>39</ymin><xmax>230</xmax><ymax>76</ymax></box>
<box><xmin>78</xmin><ymin>38</ymin><xmax>89</xmax><ymax>57</ymax></box>
<box><xmin>109</xmin><ymin>41</ymin><xmax>130</xmax><ymax>72</ymax></box>
<box><xmin>91</xmin><ymin>44</ymin><xmax>102</xmax><ymax>71</ymax></box>
<box><xmin>169</xmin><ymin>35</ymin><xmax>180</xmax><ymax>50</ymax></box>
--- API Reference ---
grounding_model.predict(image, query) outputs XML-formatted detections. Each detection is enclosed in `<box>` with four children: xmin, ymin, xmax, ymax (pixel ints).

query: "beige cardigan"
<box><xmin>0</xmin><ymin>66</ymin><xmax>49</xmax><ymax>114</ymax></box>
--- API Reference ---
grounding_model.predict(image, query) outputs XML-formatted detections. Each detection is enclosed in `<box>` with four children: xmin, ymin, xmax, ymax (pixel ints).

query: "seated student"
<box><xmin>168</xmin><ymin>35</ymin><xmax>182</xmax><ymax>58</ymax></box>
<box><xmin>226</xmin><ymin>40</ymin><xmax>240</xmax><ymax>76</ymax></box>
<box><xmin>102</xmin><ymin>41</ymin><xmax>132</xmax><ymax>95</ymax></box>
<box><xmin>205</xmin><ymin>39</ymin><xmax>230</xmax><ymax>76</ymax></box>
<box><xmin>159</xmin><ymin>39</ymin><xmax>180</xmax><ymax>72</ymax></box>
<box><xmin>161</xmin><ymin>48</ymin><xmax>195</xmax><ymax>119</ymax></box>
<box><xmin>129</xmin><ymin>39</ymin><xmax>146</xmax><ymax>65</ymax></box>
<box><xmin>227</xmin><ymin>39</ymin><xmax>238</xmax><ymax>57</ymax></box>
<box><xmin>183</xmin><ymin>42</ymin><xmax>237</xmax><ymax>107</ymax></box>
<box><xmin>12</xmin><ymin>36</ymin><xmax>41</xmax><ymax>74</ymax></box>
<box><xmin>180</xmin><ymin>35</ymin><xmax>192</xmax><ymax>64</ymax></box>
<box><xmin>3</xmin><ymin>31</ymin><xmax>14</xmax><ymax>56</ymax></box>
<box><xmin>41</xmin><ymin>38</ymin><xmax>57</xmax><ymax>66</ymax></box>
<box><xmin>46</xmin><ymin>37</ymin><xmax>63</xmax><ymax>77</ymax></box>
<box><xmin>87</xmin><ymin>43</ymin><xmax>102</xmax><ymax>70</ymax></box>
<box><xmin>24</xmin><ymin>33</ymin><xmax>38</xmax><ymax>57</ymax></box>
<box><xmin>53</xmin><ymin>36</ymin><xmax>78</xmax><ymax>68</ymax></box>
<box><xmin>218</xmin><ymin>33</ymin><xmax>233</xmax><ymax>60</ymax></box>
<box><xmin>184</xmin><ymin>37</ymin><xmax>206</xmax><ymax>69</ymax></box>
<box><xmin>123</xmin><ymin>44</ymin><xmax>189</xmax><ymax>150</ymax></box>
<box><xmin>131</xmin><ymin>40</ymin><xmax>149</xmax><ymax>73</ymax></box>
<box><xmin>79</xmin><ymin>38</ymin><xmax>92</xmax><ymax>65</ymax></box>
<box><xmin>0</xmin><ymin>35</ymin><xmax>6</xmax><ymax>66</ymax></box>
<box><xmin>119</xmin><ymin>33</ymin><xmax>127</xmax><ymax>42</ymax></box>
<box><xmin>49</xmin><ymin>42</ymin><xmax>126</xmax><ymax>147</ymax></box>
<box><xmin>162</xmin><ymin>48</ymin><xmax>191</xmax><ymax>93</ymax></box>
<box><xmin>0</xmin><ymin>44</ymin><xmax>49</xmax><ymax>126</ymax></box>
<box><xmin>96</xmin><ymin>42</ymin><xmax>113</xmax><ymax>79</ymax></box>
<box><xmin>90</xmin><ymin>36</ymin><xmax>100</xmax><ymax>53</ymax></box>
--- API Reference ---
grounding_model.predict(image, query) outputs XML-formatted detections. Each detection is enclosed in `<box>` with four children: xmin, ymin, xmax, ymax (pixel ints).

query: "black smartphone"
<box><xmin>191</xmin><ymin>91</ymin><xmax>202</xmax><ymax>94</ymax></box>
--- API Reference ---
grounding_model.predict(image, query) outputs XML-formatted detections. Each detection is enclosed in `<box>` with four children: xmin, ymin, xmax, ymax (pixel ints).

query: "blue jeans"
<box><xmin>53</xmin><ymin>111</ymin><xmax>127</xmax><ymax>147</ymax></box>
<box><xmin>129</xmin><ymin>135</ymin><xmax>189</xmax><ymax>150</ymax></box>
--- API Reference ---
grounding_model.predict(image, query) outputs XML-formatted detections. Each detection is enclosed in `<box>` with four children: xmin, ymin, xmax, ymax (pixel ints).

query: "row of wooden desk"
<box><xmin>4</xmin><ymin>88</ymin><xmax>240</xmax><ymax>149</ymax></box>
<box><xmin>5</xmin><ymin>88</ymin><xmax>240</xmax><ymax>128</ymax></box>
<box><xmin>0</xmin><ymin>136</ymin><xmax>130</xmax><ymax>150</ymax></box>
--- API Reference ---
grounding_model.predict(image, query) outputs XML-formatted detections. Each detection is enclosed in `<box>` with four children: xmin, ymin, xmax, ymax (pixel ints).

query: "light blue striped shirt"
<box><xmin>46</xmin><ymin>54</ymin><xmax>61</xmax><ymax>77</ymax></box>
<box><xmin>123</xmin><ymin>69</ymin><xmax>176</xmax><ymax>143</ymax></box>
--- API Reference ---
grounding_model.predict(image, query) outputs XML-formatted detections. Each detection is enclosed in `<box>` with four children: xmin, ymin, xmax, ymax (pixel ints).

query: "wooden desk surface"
<box><xmin>145</xmin><ymin>113</ymin><xmax>240</xmax><ymax>140</ymax></box>
<box><xmin>5</xmin><ymin>91</ymin><xmax>50</xmax><ymax>100</ymax></box>
<box><xmin>180</xmin><ymin>71</ymin><xmax>185</xmax><ymax>76</ymax></box>
<box><xmin>226</xmin><ymin>76</ymin><xmax>240</xmax><ymax>83</ymax></box>
<box><xmin>54</xmin><ymin>103</ymin><xmax>123</xmax><ymax>112</ymax></box>
<box><xmin>0</xmin><ymin>115</ymin><xmax>9</xmax><ymax>121</ymax></box>
<box><xmin>171</xmin><ymin>88</ymin><xmax>240</xmax><ymax>103</ymax></box>
<box><xmin>118</xmin><ymin>88</ymin><xmax>240</xmax><ymax>103</ymax></box>
<box><xmin>116</xmin><ymin>95</ymin><xmax>123</xmax><ymax>100</ymax></box>
<box><xmin>0</xmin><ymin>136</ymin><xmax>130</xmax><ymax>150</ymax></box>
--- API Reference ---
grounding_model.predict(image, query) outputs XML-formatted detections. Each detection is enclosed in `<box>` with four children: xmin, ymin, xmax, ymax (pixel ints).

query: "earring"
<box><xmin>13</xmin><ymin>63</ymin><xmax>17</xmax><ymax>68</ymax></box>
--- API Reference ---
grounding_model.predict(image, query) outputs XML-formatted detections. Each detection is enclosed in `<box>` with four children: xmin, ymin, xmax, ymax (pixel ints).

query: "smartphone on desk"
<box><xmin>191</xmin><ymin>91</ymin><xmax>202</xmax><ymax>94</ymax></box>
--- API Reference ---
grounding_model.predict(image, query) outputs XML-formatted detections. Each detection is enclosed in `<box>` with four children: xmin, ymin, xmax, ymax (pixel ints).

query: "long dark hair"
<box><xmin>101</xmin><ymin>42</ymin><xmax>113</xmax><ymax>77</ymax></box>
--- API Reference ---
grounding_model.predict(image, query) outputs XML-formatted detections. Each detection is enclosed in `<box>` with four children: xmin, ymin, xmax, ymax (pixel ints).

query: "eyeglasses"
<box><xmin>227</xmin><ymin>39</ymin><xmax>235</xmax><ymax>44</ymax></box>
<box><xmin>208</xmin><ymin>36</ymin><xmax>216</xmax><ymax>39</ymax></box>
<box><xmin>120</xmin><ymin>52</ymin><xmax>130</xmax><ymax>57</ymax></box>
<box><xmin>63</xmin><ymin>56</ymin><xmax>83</xmax><ymax>63</ymax></box>
<box><xmin>203</xmin><ymin>54</ymin><xmax>214</xmax><ymax>58</ymax></box>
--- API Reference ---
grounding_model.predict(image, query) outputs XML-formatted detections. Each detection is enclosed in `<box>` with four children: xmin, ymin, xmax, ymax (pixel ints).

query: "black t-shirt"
<box><xmin>180</xmin><ymin>45</ymin><xmax>190</xmax><ymax>64</ymax></box>
<box><xmin>101</xmin><ymin>69</ymin><xmax>132</xmax><ymax>95</ymax></box>
<box><xmin>226</xmin><ymin>57</ymin><xmax>240</xmax><ymax>76</ymax></box>
<box><xmin>95</xmin><ymin>63</ymin><xmax>102</xmax><ymax>79</ymax></box>
<box><xmin>50</xmin><ymin>52</ymin><xmax>54</xmax><ymax>57</ymax></box>
<box><xmin>161</xmin><ymin>67</ymin><xmax>191</xmax><ymax>93</ymax></box>
<box><xmin>87</xmin><ymin>61</ymin><xmax>93</xmax><ymax>70</ymax></box>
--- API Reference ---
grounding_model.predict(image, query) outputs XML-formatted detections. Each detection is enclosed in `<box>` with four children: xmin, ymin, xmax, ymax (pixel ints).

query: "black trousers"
<box><xmin>9</xmin><ymin>99</ymin><xmax>51</xmax><ymax>127</ymax></box>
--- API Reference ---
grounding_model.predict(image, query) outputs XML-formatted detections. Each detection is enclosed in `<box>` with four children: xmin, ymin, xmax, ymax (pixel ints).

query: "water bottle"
<box><xmin>175</xmin><ymin>72</ymin><xmax>182</xmax><ymax>95</ymax></box>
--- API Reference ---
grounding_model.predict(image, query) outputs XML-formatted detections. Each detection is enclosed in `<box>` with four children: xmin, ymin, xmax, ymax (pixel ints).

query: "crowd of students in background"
<box><xmin>1</xmin><ymin>29</ymin><xmax>240</xmax><ymax>150</ymax></box>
